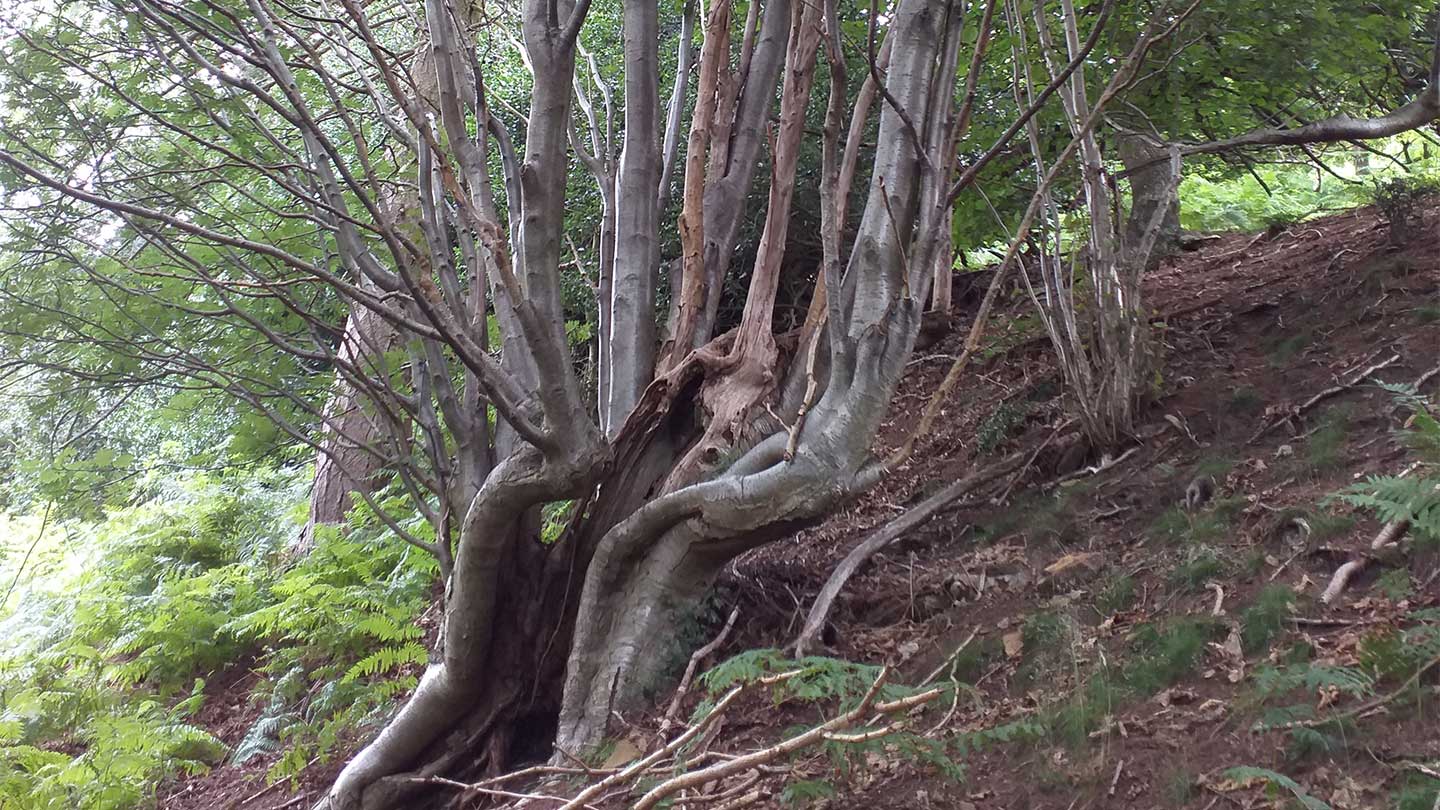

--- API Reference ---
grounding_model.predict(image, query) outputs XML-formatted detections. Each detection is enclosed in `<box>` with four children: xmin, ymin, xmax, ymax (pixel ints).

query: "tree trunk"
<box><xmin>1117</xmin><ymin>131</ymin><xmax>1181</xmax><ymax>258</ymax></box>
<box><xmin>297</xmin><ymin>304</ymin><xmax>397</xmax><ymax>553</ymax></box>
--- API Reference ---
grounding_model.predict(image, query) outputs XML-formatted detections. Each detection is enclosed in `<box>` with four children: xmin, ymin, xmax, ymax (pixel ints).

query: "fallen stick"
<box><xmin>662</xmin><ymin>607</ymin><xmax>741</xmax><ymax>731</ymax></box>
<box><xmin>1044</xmin><ymin>444</ymin><xmax>1142</xmax><ymax>488</ymax></box>
<box><xmin>1294</xmin><ymin>652</ymin><xmax>1440</xmax><ymax>729</ymax></box>
<box><xmin>995</xmin><ymin>424</ymin><xmax>1067</xmax><ymax>504</ymax></box>
<box><xmin>633</xmin><ymin>670</ymin><xmax>943</xmax><ymax>810</ymax></box>
<box><xmin>791</xmin><ymin>452</ymin><xmax>1026</xmax><ymax>657</ymax></box>
<box><xmin>1207</xmin><ymin>583</ymin><xmax>1225</xmax><ymax>616</ymax></box>
<box><xmin>557</xmin><ymin>670</ymin><xmax>798</xmax><ymax>810</ymax></box>
<box><xmin>1249</xmin><ymin>352</ymin><xmax>1400</xmax><ymax>444</ymax></box>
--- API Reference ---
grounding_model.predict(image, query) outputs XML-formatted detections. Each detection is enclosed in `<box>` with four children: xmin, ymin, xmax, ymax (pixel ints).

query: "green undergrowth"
<box><xmin>0</xmin><ymin>467</ymin><xmax>434</xmax><ymax>808</ymax></box>
<box><xmin>695</xmin><ymin>650</ymin><xmax>985</xmax><ymax>790</ymax></box>
<box><xmin>1045</xmin><ymin>618</ymin><xmax>1221</xmax><ymax>748</ymax></box>
<box><xmin>1148</xmin><ymin>494</ymin><xmax>1246</xmax><ymax>547</ymax></box>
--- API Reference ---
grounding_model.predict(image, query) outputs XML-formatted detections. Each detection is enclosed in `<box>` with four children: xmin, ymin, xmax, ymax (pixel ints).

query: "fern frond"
<box><xmin>1222</xmin><ymin>766</ymin><xmax>1332</xmax><ymax>810</ymax></box>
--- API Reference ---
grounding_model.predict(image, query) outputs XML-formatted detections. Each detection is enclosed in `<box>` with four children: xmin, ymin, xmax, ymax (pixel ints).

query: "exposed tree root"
<box><xmin>791</xmin><ymin>451</ymin><xmax>1026</xmax><ymax>657</ymax></box>
<box><xmin>1320</xmin><ymin>464</ymin><xmax>1431</xmax><ymax>605</ymax></box>
<box><xmin>1320</xmin><ymin>518</ymin><xmax>1410</xmax><ymax>605</ymax></box>
<box><xmin>1248</xmin><ymin>351</ymin><xmax>1400</xmax><ymax>444</ymax></box>
<box><xmin>413</xmin><ymin>667</ymin><xmax>942</xmax><ymax>810</ymax></box>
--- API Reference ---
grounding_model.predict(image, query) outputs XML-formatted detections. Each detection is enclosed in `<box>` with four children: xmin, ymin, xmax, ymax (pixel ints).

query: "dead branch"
<box><xmin>409</xmin><ymin>776</ymin><xmax>584</xmax><ymax>806</ymax></box>
<box><xmin>920</xmin><ymin>627</ymin><xmax>980</xmax><ymax>685</ymax></box>
<box><xmin>557</xmin><ymin>672</ymin><xmax>796</xmax><ymax>810</ymax></box>
<box><xmin>1044</xmin><ymin>444</ymin><xmax>1142</xmax><ymax>488</ymax></box>
<box><xmin>662</xmin><ymin>607</ymin><xmax>742</xmax><ymax>731</ymax></box>
<box><xmin>995</xmin><ymin>424</ymin><xmax>1066</xmax><ymax>504</ymax></box>
<box><xmin>1249</xmin><ymin>352</ymin><xmax>1400</xmax><ymax>444</ymax></box>
<box><xmin>792</xmin><ymin>452</ymin><xmax>1026</xmax><ymax>657</ymax></box>
<box><xmin>709</xmin><ymin>789</ymin><xmax>765</xmax><ymax>810</ymax></box>
<box><xmin>1296</xmin><ymin>651</ymin><xmax>1440</xmax><ymax>728</ymax></box>
<box><xmin>1109</xmin><ymin>759</ymin><xmax>1126</xmax><ymax>797</ymax></box>
<box><xmin>633</xmin><ymin>670</ymin><xmax>944</xmax><ymax>810</ymax></box>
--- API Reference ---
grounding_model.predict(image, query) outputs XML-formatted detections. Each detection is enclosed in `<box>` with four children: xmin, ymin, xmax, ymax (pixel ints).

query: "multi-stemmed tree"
<box><xmin>17</xmin><ymin>0</ymin><xmax>1421</xmax><ymax>805</ymax></box>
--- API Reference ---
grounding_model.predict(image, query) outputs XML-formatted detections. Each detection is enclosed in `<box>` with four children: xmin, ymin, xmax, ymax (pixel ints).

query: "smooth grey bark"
<box><xmin>690</xmin><ymin>0</ymin><xmax>794</xmax><ymax>348</ymax></box>
<box><xmin>555</xmin><ymin>0</ymin><xmax>954</xmax><ymax>754</ymax></box>
<box><xmin>657</xmin><ymin>0</ymin><xmax>697</xmax><ymax>215</ymax></box>
<box><xmin>1117</xmin><ymin>131</ymin><xmax>1180</xmax><ymax>257</ymax></box>
<box><xmin>604</xmin><ymin>0</ymin><xmax>663</xmax><ymax>436</ymax></box>
<box><xmin>319</xmin><ymin>3</ymin><xmax>609</xmax><ymax>807</ymax></box>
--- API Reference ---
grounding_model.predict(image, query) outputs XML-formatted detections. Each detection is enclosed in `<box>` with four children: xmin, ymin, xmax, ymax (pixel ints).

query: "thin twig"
<box><xmin>662</xmin><ymin>607</ymin><xmax>741</xmax><ymax>730</ymax></box>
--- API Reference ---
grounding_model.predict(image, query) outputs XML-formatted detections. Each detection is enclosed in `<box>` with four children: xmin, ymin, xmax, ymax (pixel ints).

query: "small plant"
<box><xmin>780</xmin><ymin>779</ymin><xmax>837</xmax><ymax>807</ymax></box>
<box><xmin>1304</xmin><ymin>407</ymin><xmax>1353</xmax><ymax>472</ymax></box>
<box><xmin>1283</xmin><ymin>725</ymin><xmax>1349</xmax><ymax>763</ymax></box>
<box><xmin>948</xmin><ymin>635</ymin><xmax>1004</xmax><ymax>683</ymax></box>
<box><xmin>1370</xmin><ymin>176</ymin><xmax>1437</xmax><ymax>247</ymax></box>
<box><xmin>1240</xmin><ymin>585</ymin><xmax>1297</xmax><ymax>653</ymax></box>
<box><xmin>1148</xmin><ymin>505</ymin><xmax>1191</xmax><ymax>544</ymax></box>
<box><xmin>1122</xmin><ymin>618</ymin><xmax>1218</xmax><ymax>695</ymax></box>
<box><xmin>1308</xmin><ymin>510</ymin><xmax>1357</xmax><ymax>542</ymax></box>
<box><xmin>1043</xmin><ymin>619</ymin><xmax>1217</xmax><ymax>748</ymax></box>
<box><xmin>1332</xmin><ymin>392</ymin><xmax>1439</xmax><ymax>544</ymax></box>
<box><xmin>1148</xmin><ymin>495</ymin><xmax>1242</xmax><ymax>547</ymax></box>
<box><xmin>1357</xmin><ymin>621</ymin><xmax>1440</xmax><ymax>682</ymax></box>
<box><xmin>1222</xmin><ymin>766</ymin><xmax>1333</xmax><ymax>809</ymax></box>
<box><xmin>976</xmin><ymin>492</ymin><xmax>1076</xmax><ymax>545</ymax></box>
<box><xmin>1194</xmin><ymin>456</ymin><xmax>1236</xmax><ymax>481</ymax></box>
<box><xmin>976</xmin><ymin>399</ymin><xmax>1031</xmax><ymax>454</ymax></box>
<box><xmin>1164</xmin><ymin>767</ymin><xmax>1197</xmax><ymax>807</ymax></box>
<box><xmin>1169</xmin><ymin>546</ymin><xmax>1226</xmax><ymax>591</ymax></box>
<box><xmin>696</xmin><ymin>651</ymin><xmax>967</xmax><ymax>788</ymax></box>
<box><xmin>1268</xmin><ymin>329</ymin><xmax>1314</xmax><ymax>366</ymax></box>
<box><xmin>1375</xmin><ymin>569</ymin><xmax>1414</xmax><ymax>601</ymax></box>
<box><xmin>1016</xmin><ymin>611</ymin><xmax>1078</xmax><ymax>685</ymax></box>
<box><xmin>1227</xmin><ymin>386</ymin><xmax>1265</xmax><ymax>415</ymax></box>
<box><xmin>1094</xmin><ymin>574</ymin><xmax>1137</xmax><ymax>615</ymax></box>
<box><xmin>1391</xmin><ymin>772</ymin><xmax>1440</xmax><ymax>810</ymax></box>
<box><xmin>1251</xmin><ymin>661</ymin><xmax>1374</xmax><ymax>734</ymax></box>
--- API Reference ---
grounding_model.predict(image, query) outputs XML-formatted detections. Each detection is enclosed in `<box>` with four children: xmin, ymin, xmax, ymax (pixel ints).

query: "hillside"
<box><xmin>153</xmin><ymin>201</ymin><xmax>1440</xmax><ymax>810</ymax></box>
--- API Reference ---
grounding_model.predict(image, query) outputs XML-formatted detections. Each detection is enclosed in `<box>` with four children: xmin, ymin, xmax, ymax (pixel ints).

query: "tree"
<box><xmin>1112</xmin><ymin>0</ymin><xmax>1440</xmax><ymax>246</ymax></box>
<box><xmin>0</xmin><ymin>0</ymin><xmax>1178</xmax><ymax>808</ymax></box>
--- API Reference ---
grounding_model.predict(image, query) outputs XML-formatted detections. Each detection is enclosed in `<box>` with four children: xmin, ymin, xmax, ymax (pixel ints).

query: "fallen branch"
<box><xmin>1044</xmin><ymin>444</ymin><xmax>1142</xmax><ymax>488</ymax></box>
<box><xmin>411</xmin><ymin>776</ymin><xmax>583</xmax><ymax>806</ymax></box>
<box><xmin>558</xmin><ymin>671</ymin><xmax>798</xmax><ymax>810</ymax></box>
<box><xmin>1206</xmin><ymin>582</ymin><xmax>1225</xmax><ymax>616</ymax></box>
<box><xmin>995</xmin><ymin>424</ymin><xmax>1066</xmax><ymax>504</ymax></box>
<box><xmin>1109</xmin><ymin>758</ymin><xmax>1126</xmax><ymax>797</ymax></box>
<box><xmin>633</xmin><ymin>669</ymin><xmax>943</xmax><ymax>810</ymax></box>
<box><xmin>1297</xmin><ymin>651</ymin><xmax>1440</xmax><ymax>729</ymax></box>
<box><xmin>792</xmin><ymin>452</ymin><xmax>1026</xmax><ymax>657</ymax></box>
<box><xmin>1321</xmin><ymin>467</ymin><xmax>1432</xmax><ymax>605</ymax></box>
<box><xmin>1249</xmin><ymin>352</ymin><xmax>1400</xmax><ymax>444</ymax></box>
<box><xmin>662</xmin><ymin>607</ymin><xmax>741</xmax><ymax>732</ymax></box>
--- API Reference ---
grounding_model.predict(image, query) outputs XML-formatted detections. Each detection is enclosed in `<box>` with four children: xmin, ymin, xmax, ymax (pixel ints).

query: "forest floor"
<box><xmin>165</xmin><ymin>200</ymin><xmax>1440</xmax><ymax>810</ymax></box>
